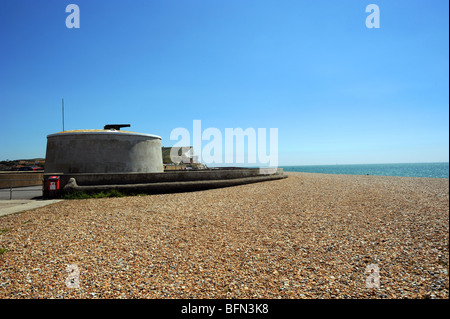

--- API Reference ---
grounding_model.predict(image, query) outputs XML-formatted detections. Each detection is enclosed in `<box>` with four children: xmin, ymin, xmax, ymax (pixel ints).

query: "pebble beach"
<box><xmin>0</xmin><ymin>172</ymin><xmax>448</xmax><ymax>299</ymax></box>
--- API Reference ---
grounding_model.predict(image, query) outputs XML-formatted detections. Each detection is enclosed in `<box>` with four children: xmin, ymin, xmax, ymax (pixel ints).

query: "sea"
<box><xmin>281</xmin><ymin>162</ymin><xmax>449</xmax><ymax>179</ymax></box>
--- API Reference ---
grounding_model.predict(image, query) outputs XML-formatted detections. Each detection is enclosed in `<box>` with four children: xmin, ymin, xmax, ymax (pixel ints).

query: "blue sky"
<box><xmin>0</xmin><ymin>0</ymin><xmax>448</xmax><ymax>165</ymax></box>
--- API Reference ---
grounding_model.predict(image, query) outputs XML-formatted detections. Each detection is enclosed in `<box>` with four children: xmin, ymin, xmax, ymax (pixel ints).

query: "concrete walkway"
<box><xmin>0</xmin><ymin>199</ymin><xmax>63</xmax><ymax>217</ymax></box>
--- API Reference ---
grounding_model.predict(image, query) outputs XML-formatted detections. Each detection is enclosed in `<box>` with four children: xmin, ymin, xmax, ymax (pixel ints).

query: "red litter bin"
<box><xmin>48</xmin><ymin>176</ymin><xmax>60</xmax><ymax>191</ymax></box>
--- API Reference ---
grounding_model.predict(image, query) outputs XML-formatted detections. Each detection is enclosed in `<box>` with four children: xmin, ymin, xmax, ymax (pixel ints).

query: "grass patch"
<box><xmin>0</xmin><ymin>248</ymin><xmax>9</xmax><ymax>255</ymax></box>
<box><xmin>92</xmin><ymin>189</ymin><xmax>126</xmax><ymax>198</ymax></box>
<box><xmin>64</xmin><ymin>189</ymin><xmax>127</xmax><ymax>200</ymax></box>
<box><xmin>63</xmin><ymin>191</ymin><xmax>92</xmax><ymax>200</ymax></box>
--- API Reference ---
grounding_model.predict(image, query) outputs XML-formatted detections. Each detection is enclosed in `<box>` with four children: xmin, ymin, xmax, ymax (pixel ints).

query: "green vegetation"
<box><xmin>0</xmin><ymin>248</ymin><xmax>8</xmax><ymax>255</ymax></box>
<box><xmin>0</xmin><ymin>228</ymin><xmax>10</xmax><ymax>235</ymax></box>
<box><xmin>63</xmin><ymin>191</ymin><xmax>94</xmax><ymax>200</ymax></box>
<box><xmin>63</xmin><ymin>189</ymin><xmax>128</xmax><ymax>200</ymax></box>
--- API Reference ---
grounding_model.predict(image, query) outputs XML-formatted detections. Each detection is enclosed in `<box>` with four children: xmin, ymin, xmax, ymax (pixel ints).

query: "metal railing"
<box><xmin>0</xmin><ymin>179</ymin><xmax>42</xmax><ymax>200</ymax></box>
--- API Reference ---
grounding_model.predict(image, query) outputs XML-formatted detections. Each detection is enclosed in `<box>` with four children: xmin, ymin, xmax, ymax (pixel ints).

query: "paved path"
<box><xmin>0</xmin><ymin>185</ymin><xmax>42</xmax><ymax>200</ymax></box>
<box><xmin>0</xmin><ymin>186</ymin><xmax>62</xmax><ymax>217</ymax></box>
<box><xmin>0</xmin><ymin>199</ymin><xmax>63</xmax><ymax>217</ymax></box>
